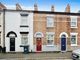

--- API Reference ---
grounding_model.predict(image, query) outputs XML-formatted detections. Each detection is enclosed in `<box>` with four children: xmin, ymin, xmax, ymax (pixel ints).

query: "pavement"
<box><xmin>0</xmin><ymin>52</ymin><xmax>72</xmax><ymax>60</ymax></box>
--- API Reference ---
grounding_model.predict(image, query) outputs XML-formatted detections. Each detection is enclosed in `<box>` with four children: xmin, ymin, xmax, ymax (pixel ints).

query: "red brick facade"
<box><xmin>33</xmin><ymin>4</ymin><xmax>80</xmax><ymax>52</ymax></box>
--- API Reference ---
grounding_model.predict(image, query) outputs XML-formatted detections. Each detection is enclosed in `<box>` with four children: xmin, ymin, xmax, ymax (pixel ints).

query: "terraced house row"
<box><xmin>0</xmin><ymin>2</ymin><xmax>80</xmax><ymax>53</ymax></box>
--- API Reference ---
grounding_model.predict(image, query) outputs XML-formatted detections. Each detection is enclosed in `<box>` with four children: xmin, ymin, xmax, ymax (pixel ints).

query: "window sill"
<box><xmin>71</xmin><ymin>27</ymin><xmax>78</xmax><ymax>28</ymax></box>
<box><xmin>71</xmin><ymin>44</ymin><xmax>77</xmax><ymax>46</ymax></box>
<box><xmin>46</xmin><ymin>27</ymin><xmax>54</xmax><ymax>29</ymax></box>
<box><xmin>20</xmin><ymin>25</ymin><xmax>29</xmax><ymax>27</ymax></box>
<box><xmin>20</xmin><ymin>44</ymin><xmax>29</xmax><ymax>47</ymax></box>
<box><xmin>46</xmin><ymin>45</ymin><xmax>54</xmax><ymax>47</ymax></box>
<box><xmin>20</xmin><ymin>32</ymin><xmax>29</xmax><ymax>34</ymax></box>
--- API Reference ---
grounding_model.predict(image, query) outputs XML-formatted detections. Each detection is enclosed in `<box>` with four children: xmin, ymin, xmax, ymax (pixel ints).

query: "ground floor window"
<box><xmin>21</xmin><ymin>34</ymin><xmax>28</xmax><ymax>45</ymax></box>
<box><xmin>46</xmin><ymin>32</ymin><xmax>55</xmax><ymax>45</ymax></box>
<box><xmin>70</xmin><ymin>33</ymin><xmax>78</xmax><ymax>46</ymax></box>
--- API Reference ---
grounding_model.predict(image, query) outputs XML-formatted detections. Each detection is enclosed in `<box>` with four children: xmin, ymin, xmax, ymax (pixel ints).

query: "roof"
<box><xmin>0</xmin><ymin>2</ymin><xmax>6</xmax><ymax>9</ymax></box>
<box><xmin>33</xmin><ymin>11</ymin><xmax>80</xmax><ymax>16</ymax></box>
<box><xmin>0</xmin><ymin>9</ymin><xmax>80</xmax><ymax>16</ymax></box>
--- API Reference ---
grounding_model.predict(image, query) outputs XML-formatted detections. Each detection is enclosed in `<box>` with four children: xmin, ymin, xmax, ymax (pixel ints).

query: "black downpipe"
<box><xmin>2</xmin><ymin>9</ymin><xmax>6</xmax><ymax>53</ymax></box>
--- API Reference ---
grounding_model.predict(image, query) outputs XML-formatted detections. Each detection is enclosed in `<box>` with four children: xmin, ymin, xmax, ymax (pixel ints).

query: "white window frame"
<box><xmin>46</xmin><ymin>16</ymin><xmax>54</xmax><ymax>27</ymax></box>
<box><xmin>70</xmin><ymin>33</ymin><xmax>78</xmax><ymax>46</ymax></box>
<box><xmin>70</xmin><ymin>16</ymin><xmax>77</xmax><ymax>28</ymax></box>
<box><xmin>46</xmin><ymin>32</ymin><xmax>55</xmax><ymax>46</ymax></box>
<box><xmin>21</xmin><ymin>34</ymin><xmax>28</xmax><ymax>45</ymax></box>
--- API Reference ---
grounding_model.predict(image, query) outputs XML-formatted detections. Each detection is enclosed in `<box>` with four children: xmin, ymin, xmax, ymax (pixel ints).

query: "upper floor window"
<box><xmin>71</xmin><ymin>16</ymin><xmax>77</xmax><ymax>28</ymax></box>
<box><xmin>46</xmin><ymin>32</ymin><xmax>55</xmax><ymax>45</ymax></box>
<box><xmin>70</xmin><ymin>33</ymin><xmax>78</xmax><ymax>46</ymax></box>
<box><xmin>20</xmin><ymin>14</ymin><xmax>28</xmax><ymax>26</ymax></box>
<box><xmin>47</xmin><ymin>17</ymin><xmax>54</xmax><ymax>27</ymax></box>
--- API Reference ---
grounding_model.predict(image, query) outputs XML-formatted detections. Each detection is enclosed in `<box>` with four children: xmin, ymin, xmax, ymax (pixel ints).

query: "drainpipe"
<box><xmin>2</xmin><ymin>9</ymin><xmax>6</xmax><ymax>53</ymax></box>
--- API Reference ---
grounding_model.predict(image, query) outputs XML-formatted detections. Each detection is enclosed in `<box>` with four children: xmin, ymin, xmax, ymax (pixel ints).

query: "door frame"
<box><xmin>60</xmin><ymin>35</ymin><xmax>67</xmax><ymax>52</ymax></box>
<box><xmin>10</xmin><ymin>37</ymin><xmax>15</xmax><ymax>51</ymax></box>
<box><xmin>6</xmin><ymin>31</ymin><xmax>17</xmax><ymax>52</ymax></box>
<box><xmin>36</xmin><ymin>38</ymin><xmax>42</xmax><ymax>52</ymax></box>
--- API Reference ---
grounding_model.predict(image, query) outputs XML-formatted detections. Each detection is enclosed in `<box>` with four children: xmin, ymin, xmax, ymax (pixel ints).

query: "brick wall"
<box><xmin>33</xmin><ymin>4</ymin><xmax>80</xmax><ymax>51</ymax></box>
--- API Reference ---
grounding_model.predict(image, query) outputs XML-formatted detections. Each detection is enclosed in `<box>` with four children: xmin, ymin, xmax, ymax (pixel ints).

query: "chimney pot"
<box><xmin>51</xmin><ymin>5</ymin><xmax>54</xmax><ymax>12</ymax></box>
<box><xmin>16</xmin><ymin>3</ymin><xmax>22</xmax><ymax>10</ymax></box>
<box><xmin>65</xmin><ymin>4</ymin><xmax>70</xmax><ymax>12</ymax></box>
<box><xmin>34</xmin><ymin>3</ymin><xmax>38</xmax><ymax>11</ymax></box>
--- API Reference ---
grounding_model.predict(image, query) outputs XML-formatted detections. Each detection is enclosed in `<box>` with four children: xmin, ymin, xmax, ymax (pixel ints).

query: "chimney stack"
<box><xmin>16</xmin><ymin>3</ymin><xmax>22</xmax><ymax>10</ymax></box>
<box><xmin>65</xmin><ymin>4</ymin><xmax>70</xmax><ymax>12</ymax></box>
<box><xmin>51</xmin><ymin>5</ymin><xmax>54</xmax><ymax>12</ymax></box>
<box><xmin>0</xmin><ymin>2</ymin><xmax>6</xmax><ymax>10</ymax></box>
<box><xmin>34</xmin><ymin>3</ymin><xmax>38</xmax><ymax>11</ymax></box>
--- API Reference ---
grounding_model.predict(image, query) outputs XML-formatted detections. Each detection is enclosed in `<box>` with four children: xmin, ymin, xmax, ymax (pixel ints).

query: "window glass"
<box><xmin>46</xmin><ymin>32</ymin><xmax>54</xmax><ymax>45</ymax></box>
<box><xmin>21</xmin><ymin>34</ymin><xmax>28</xmax><ymax>45</ymax></box>
<box><xmin>71</xmin><ymin>17</ymin><xmax>77</xmax><ymax>28</ymax></box>
<box><xmin>21</xmin><ymin>15</ymin><xmax>28</xmax><ymax>26</ymax></box>
<box><xmin>47</xmin><ymin>17</ymin><xmax>54</xmax><ymax>27</ymax></box>
<box><xmin>71</xmin><ymin>35</ymin><xmax>76</xmax><ymax>44</ymax></box>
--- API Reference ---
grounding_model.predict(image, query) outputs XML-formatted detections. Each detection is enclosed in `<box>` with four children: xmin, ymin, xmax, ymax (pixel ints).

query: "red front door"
<box><xmin>36</xmin><ymin>38</ymin><xmax>42</xmax><ymax>51</ymax></box>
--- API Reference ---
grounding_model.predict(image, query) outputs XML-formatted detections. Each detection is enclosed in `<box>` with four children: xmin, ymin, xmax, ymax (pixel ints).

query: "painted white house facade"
<box><xmin>5</xmin><ymin>10</ymin><xmax>33</xmax><ymax>52</ymax></box>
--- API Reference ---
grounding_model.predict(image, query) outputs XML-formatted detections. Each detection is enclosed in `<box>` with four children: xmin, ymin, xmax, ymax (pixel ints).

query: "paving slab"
<box><xmin>0</xmin><ymin>52</ymin><xmax>72</xmax><ymax>60</ymax></box>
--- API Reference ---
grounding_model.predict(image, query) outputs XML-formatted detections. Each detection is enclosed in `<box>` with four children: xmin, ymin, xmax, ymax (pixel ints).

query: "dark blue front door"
<box><xmin>61</xmin><ymin>37</ymin><xmax>66</xmax><ymax>51</ymax></box>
